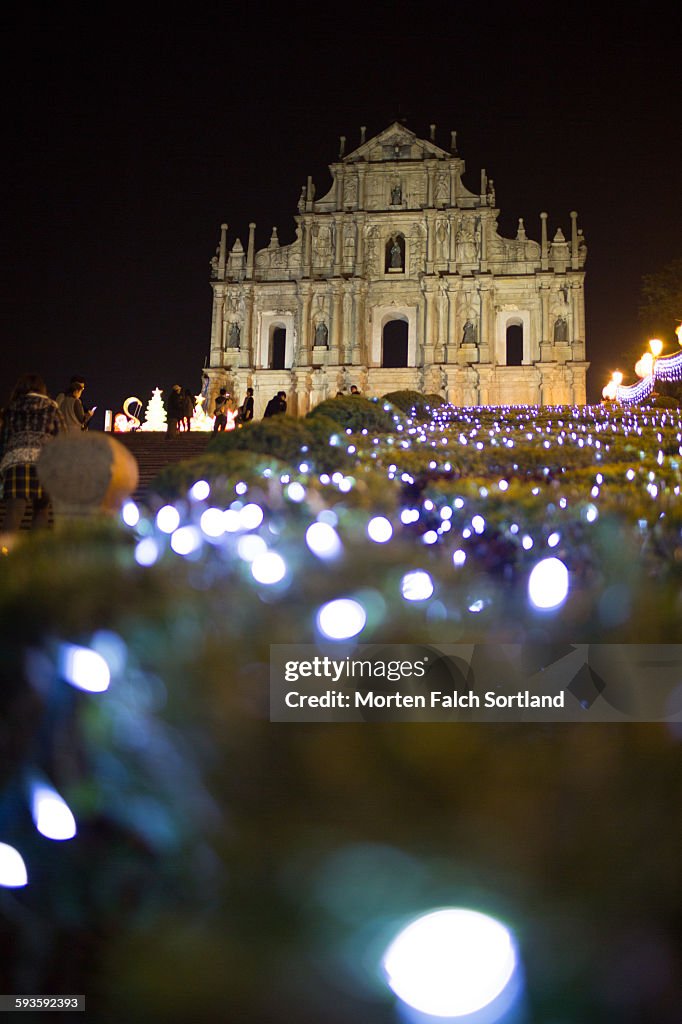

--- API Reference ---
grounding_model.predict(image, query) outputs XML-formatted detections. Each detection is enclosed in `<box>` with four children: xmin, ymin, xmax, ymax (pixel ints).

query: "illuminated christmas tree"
<box><xmin>140</xmin><ymin>388</ymin><xmax>167</xmax><ymax>431</ymax></box>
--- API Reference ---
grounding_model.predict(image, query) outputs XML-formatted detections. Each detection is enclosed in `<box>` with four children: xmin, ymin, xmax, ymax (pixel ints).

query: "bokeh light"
<box><xmin>383</xmin><ymin>907</ymin><xmax>518</xmax><ymax>1018</ymax></box>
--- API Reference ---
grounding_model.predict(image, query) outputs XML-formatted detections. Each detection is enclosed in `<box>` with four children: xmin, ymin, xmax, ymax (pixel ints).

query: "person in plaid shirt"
<box><xmin>0</xmin><ymin>373</ymin><xmax>65</xmax><ymax>532</ymax></box>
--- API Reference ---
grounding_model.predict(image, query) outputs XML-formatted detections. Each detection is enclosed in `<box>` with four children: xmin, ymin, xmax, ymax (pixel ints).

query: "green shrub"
<box><xmin>382</xmin><ymin>390</ymin><xmax>446</xmax><ymax>420</ymax></box>
<box><xmin>150</xmin><ymin>451</ymin><xmax>286</xmax><ymax>500</ymax></box>
<box><xmin>206</xmin><ymin>415</ymin><xmax>350</xmax><ymax>472</ymax></box>
<box><xmin>308</xmin><ymin>395</ymin><xmax>398</xmax><ymax>433</ymax></box>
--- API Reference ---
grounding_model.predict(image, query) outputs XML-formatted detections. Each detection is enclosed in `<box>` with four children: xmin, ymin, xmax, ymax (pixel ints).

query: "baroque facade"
<box><xmin>205</xmin><ymin>122</ymin><xmax>588</xmax><ymax>416</ymax></box>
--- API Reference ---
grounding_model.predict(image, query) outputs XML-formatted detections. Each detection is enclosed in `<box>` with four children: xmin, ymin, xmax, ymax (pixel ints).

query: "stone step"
<box><xmin>113</xmin><ymin>431</ymin><xmax>212</xmax><ymax>503</ymax></box>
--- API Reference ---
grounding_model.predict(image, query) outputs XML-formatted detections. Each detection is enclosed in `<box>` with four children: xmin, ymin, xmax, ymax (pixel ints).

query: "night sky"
<box><xmin>3</xmin><ymin>4</ymin><xmax>680</xmax><ymax>423</ymax></box>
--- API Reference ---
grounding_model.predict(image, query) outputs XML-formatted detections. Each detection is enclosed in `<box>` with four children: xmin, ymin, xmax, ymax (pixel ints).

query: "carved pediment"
<box><xmin>344</xmin><ymin>121</ymin><xmax>450</xmax><ymax>163</ymax></box>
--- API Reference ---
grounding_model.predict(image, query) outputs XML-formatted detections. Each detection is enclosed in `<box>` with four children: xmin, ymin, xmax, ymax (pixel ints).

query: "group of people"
<box><xmin>212</xmin><ymin>387</ymin><xmax>255</xmax><ymax>432</ymax></box>
<box><xmin>0</xmin><ymin>372</ymin><xmax>92</xmax><ymax>533</ymax></box>
<box><xmin>164</xmin><ymin>385</ymin><xmax>198</xmax><ymax>438</ymax></box>
<box><xmin>211</xmin><ymin>384</ymin><xmax>360</xmax><ymax>430</ymax></box>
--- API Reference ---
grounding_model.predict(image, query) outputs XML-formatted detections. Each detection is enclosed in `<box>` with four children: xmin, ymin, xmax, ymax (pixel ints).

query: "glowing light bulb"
<box><xmin>170</xmin><ymin>525</ymin><xmax>202</xmax><ymax>556</ymax></box>
<box><xmin>31</xmin><ymin>783</ymin><xmax>77</xmax><ymax>841</ymax></box>
<box><xmin>401</xmin><ymin>570</ymin><xmax>434</xmax><ymax>602</ymax></box>
<box><xmin>528</xmin><ymin>557</ymin><xmax>569</xmax><ymax>610</ymax></box>
<box><xmin>383</xmin><ymin>908</ymin><xmax>518</xmax><ymax>1018</ymax></box>
<box><xmin>251</xmin><ymin>551</ymin><xmax>286</xmax><ymax>585</ymax></box>
<box><xmin>367</xmin><ymin>516</ymin><xmax>393</xmax><ymax>543</ymax></box>
<box><xmin>60</xmin><ymin>644</ymin><xmax>111</xmax><ymax>693</ymax></box>
<box><xmin>121</xmin><ymin>501</ymin><xmax>140</xmax><ymax>527</ymax></box>
<box><xmin>189</xmin><ymin>480</ymin><xmax>210</xmax><ymax>501</ymax></box>
<box><xmin>156</xmin><ymin>505</ymin><xmax>180</xmax><ymax>533</ymax></box>
<box><xmin>317</xmin><ymin>599</ymin><xmax>366</xmax><ymax>640</ymax></box>
<box><xmin>649</xmin><ymin>338</ymin><xmax>663</xmax><ymax>358</ymax></box>
<box><xmin>306</xmin><ymin>522</ymin><xmax>342</xmax><ymax>560</ymax></box>
<box><xmin>0</xmin><ymin>843</ymin><xmax>28</xmax><ymax>888</ymax></box>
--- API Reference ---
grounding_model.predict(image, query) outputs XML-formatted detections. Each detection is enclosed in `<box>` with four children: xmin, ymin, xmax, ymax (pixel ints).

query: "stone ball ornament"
<box><xmin>37</xmin><ymin>433</ymin><xmax>139</xmax><ymax>521</ymax></box>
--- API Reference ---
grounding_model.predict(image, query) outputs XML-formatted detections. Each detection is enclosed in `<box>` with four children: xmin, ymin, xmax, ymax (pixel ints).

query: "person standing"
<box><xmin>0</xmin><ymin>373</ymin><xmax>65</xmax><ymax>532</ymax></box>
<box><xmin>58</xmin><ymin>380</ymin><xmax>93</xmax><ymax>432</ymax></box>
<box><xmin>263</xmin><ymin>390</ymin><xmax>287</xmax><ymax>418</ymax></box>
<box><xmin>213</xmin><ymin>388</ymin><xmax>229</xmax><ymax>432</ymax></box>
<box><xmin>239</xmin><ymin>387</ymin><xmax>254</xmax><ymax>424</ymax></box>
<box><xmin>165</xmin><ymin>385</ymin><xmax>185</xmax><ymax>439</ymax></box>
<box><xmin>181</xmin><ymin>388</ymin><xmax>195</xmax><ymax>431</ymax></box>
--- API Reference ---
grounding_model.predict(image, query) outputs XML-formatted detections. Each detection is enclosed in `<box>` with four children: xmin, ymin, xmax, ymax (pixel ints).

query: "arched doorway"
<box><xmin>382</xmin><ymin>319</ymin><xmax>408</xmax><ymax>367</ymax></box>
<box><xmin>271</xmin><ymin>327</ymin><xmax>286</xmax><ymax>370</ymax></box>
<box><xmin>505</xmin><ymin>323</ymin><xmax>523</xmax><ymax>366</ymax></box>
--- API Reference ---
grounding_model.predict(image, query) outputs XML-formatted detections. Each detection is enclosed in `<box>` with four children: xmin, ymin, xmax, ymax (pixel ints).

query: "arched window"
<box><xmin>385</xmin><ymin>234</ymin><xmax>405</xmax><ymax>273</ymax></box>
<box><xmin>505</xmin><ymin>323</ymin><xmax>524</xmax><ymax>366</ymax></box>
<box><xmin>271</xmin><ymin>327</ymin><xmax>286</xmax><ymax>370</ymax></box>
<box><xmin>382</xmin><ymin>319</ymin><xmax>408</xmax><ymax>367</ymax></box>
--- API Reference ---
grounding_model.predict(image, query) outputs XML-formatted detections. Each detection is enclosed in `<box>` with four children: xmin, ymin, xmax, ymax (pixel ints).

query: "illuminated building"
<box><xmin>205</xmin><ymin>122</ymin><xmax>588</xmax><ymax>416</ymax></box>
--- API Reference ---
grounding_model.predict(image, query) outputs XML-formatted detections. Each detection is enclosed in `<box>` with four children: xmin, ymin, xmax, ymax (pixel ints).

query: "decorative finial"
<box><xmin>430</xmin><ymin>123</ymin><xmax>436</xmax><ymax>142</ymax></box>
<box><xmin>339</xmin><ymin>136</ymin><xmax>346</xmax><ymax>158</ymax></box>
<box><xmin>450</xmin><ymin>130</ymin><xmax>457</xmax><ymax>153</ymax></box>
<box><xmin>360</xmin><ymin>126</ymin><xmax>366</xmax><ymax>144</ymax></box>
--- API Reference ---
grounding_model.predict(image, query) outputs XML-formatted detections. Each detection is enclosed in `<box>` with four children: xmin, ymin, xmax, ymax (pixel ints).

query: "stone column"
<box><xmin>333</xmin><ymin>215</ymin><xmax>343</xmax><ymax>276</ymax></box>
<box><xmin>540</xmin><ymin>212</ymin><xmax>549</xmax><ymax>271</ymax></box>
<box><xmin>352</xmin><ymin>279</ymin><xmax>367</xmax><ymax>364</ymax></box>
<box><xmin>570</xmin><ymin>211</ymin><xmax>579</xmax><ymax>270</ymax></box>
<box><xmin>425</xmin><ymin>210</ymin><xmax>436</xmax><ymax>274</ymax></box>
<box><xmin>357</xmin><ymin>165</ymin><xmax>366</xmax><ymax>210</ymax></box>
<box><xmin>426</xmin><ymin>161</ymin><xmax>435</xmax><ymax>207</ymax></box>
<box><xmin>445</xmin><ymin>278</ymin><xmax>459</xmax><ymax>363</ymax></box>
<box><xmin>303</xmin><ymin>216</ymin><xmax>313</xmax><ymax>277</ymax></box>
<box><xmin>437</xmin><ymin>281</ymin><xmax>449</xmax><ymax>361</ymax></box>
<box><xmin>478</xmin><ymin>280</ymin><xmax>493</xmax><ymax>364</ymax></box>
<box><xmin>299</xmin><ymin>282</ymin><xmax>312</xmax><ymax>365</ymax></box>
<box><xmin>538</xmin><ymin>279</ymin><xmax>552</xmax><ymax>360</ymax></box>
<box><xmin>423</xmin><ymin>278</ymin><xmax>437</xmax><ymax>366</ymax></box>
<box><xmin>355</xmin><ymin>213</ymin><xmax>365</xmax><ymax>273</ymax></box>
<box><xmin>242</xmin><ymin>287</ymin><xmax>255</xmax><ymax>368</ymax></box>
<box><xmin>330</xmin><ymin>282</ymin><xmax>343</xmax><ymax>364</ymax></box>
<box><xmin>209</xmin><ymin>286</ymin><xmax>225</xmax><ymax>366</ymax></box>
<box><xmin>479</xmin><ymin>213</ymin><xmax>488</xmax><ymax>273</ymax></box>
<box><xmin>246</xmin><ymin>223</ymin><xmax>256</xmax><ymax>279</ymax></box>
<box><xmin>218</xmin><ymin>223</ymin><xmax>228</xmax><ymax>278</ymax></box>
<box><xmin>342</xmin><ymin>282</ymin><xmax>353</xmax><ymax>363</ymax></box>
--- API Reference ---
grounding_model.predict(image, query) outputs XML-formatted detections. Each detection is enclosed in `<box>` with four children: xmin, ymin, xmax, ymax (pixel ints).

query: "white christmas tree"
<box><xmin>140</xmin><ymin>388</ymin><xmax>167</xmax><ymax>431</ymax></box>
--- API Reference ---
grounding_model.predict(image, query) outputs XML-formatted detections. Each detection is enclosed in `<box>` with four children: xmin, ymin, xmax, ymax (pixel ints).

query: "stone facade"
<box><xmin>205</xmin><ymin>122</ymin><xmax>588</xmax><ymax>416</ymax></box>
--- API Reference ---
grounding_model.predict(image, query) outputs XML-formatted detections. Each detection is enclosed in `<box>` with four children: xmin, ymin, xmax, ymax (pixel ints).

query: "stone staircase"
<box><xmin>115</xmin><ymin>431</ymin><xmax>212</xmax><ymax>505</ymax></box>
<box><xmin>0</xmin><ymin>430</ymin><xmax>212</xmax><ymax>530</ymax></box>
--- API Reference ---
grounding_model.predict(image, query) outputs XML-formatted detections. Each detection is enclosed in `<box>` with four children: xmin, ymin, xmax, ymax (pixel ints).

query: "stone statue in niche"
<box><xmin>462</xmin><ymin>320</ymin><xmax>477</xmax><ymax>345</ymax></box>
<box><xmin>456</xmin><ymin>219</ymin><xmax>478</xmax><ymax>263</ymax></box>
<box><xmin>435</xmin><ymin>174</ymin><xmax>449</xmax><ymax>202</ymax></box>
<box><xmin>436</xmin><ymin>220</ymin><xmax>449</xmax><ymax>260</ymax></box>
<box><xmin>554</xmin><ymin>317</ymin><xmax>568</xmax><ymax>343</ymax></box>
<box><xmin>391</xmin><ymin>183</ymin><xmax>402</xmax><ymax>205</ymax></box>
<box><xmin>314</xmin><ymin>321</ymin><xmax>329</xmax><ymax>347</ymax></box>
<box><xmin>316</xmin><ymin>224</ymin><xmax>332</xmax><ymax>259</ymax></box>
<box><xmin>389</xmin><ymin>238</ymin><xmax>403</xmax><ymax>269</ymax></box>
<box><xmin>344</xmin><ymin>176</ymin><xmax>358</xmax><ymax>204</ymax></box>
<box><xmin>227</xmin><ymin>322</ymin><xmax>241</xmax><ymax>348</ymax></box>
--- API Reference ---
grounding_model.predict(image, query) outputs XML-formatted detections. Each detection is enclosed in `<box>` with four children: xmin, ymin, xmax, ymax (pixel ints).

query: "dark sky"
<box><xmin>3</xmin><ymin>4</ymin><xmax>680</xmax><ymax>419</ymax></box>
